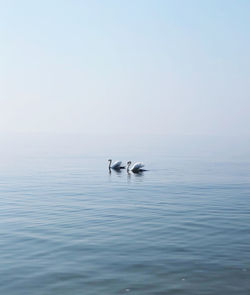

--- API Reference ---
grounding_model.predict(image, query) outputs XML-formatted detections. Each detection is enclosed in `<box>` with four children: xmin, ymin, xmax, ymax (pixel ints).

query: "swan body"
<box><xmin>108</xmin><ymin>159</ymin><xmax>125</xmax><ymax>170</ymax></box>
<box><xmin>127</xmin><ymin>161</ymin><xmax>146</xmax><ymax>173</ymax></box>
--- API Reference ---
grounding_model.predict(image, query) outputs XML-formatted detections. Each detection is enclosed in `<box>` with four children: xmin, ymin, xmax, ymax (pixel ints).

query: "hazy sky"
<box><xmin>1</xmin><ymin>0</ymin><xmax>250</xmax><ymax>135</ymax></box>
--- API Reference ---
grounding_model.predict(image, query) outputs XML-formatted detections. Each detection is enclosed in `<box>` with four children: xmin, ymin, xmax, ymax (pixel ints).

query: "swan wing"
<box><xmin>131</xmin><ymin>162</ymin><xmax>144</xmax><ymax>171</ymax></box>
<box><xmin>111</xmin><ymin>161</ymin><xmax>122</xmax><ymax>168</ymax></box>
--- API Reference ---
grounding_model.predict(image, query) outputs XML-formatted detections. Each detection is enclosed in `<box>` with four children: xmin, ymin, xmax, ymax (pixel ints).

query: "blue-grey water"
<box><xmin>1</xmin><ymin>136</ymin><xmax>250</xmax><ymax>294</ymax></box>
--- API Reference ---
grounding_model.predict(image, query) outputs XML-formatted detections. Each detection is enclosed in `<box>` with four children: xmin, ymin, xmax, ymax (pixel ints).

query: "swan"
<box><xmin>127</xmin><ymin>161</ymin><xmax>146</xmax><ymax>173</ymax></box>
<box><xmin>108</xmin><ymin>159</ymin><xmax>125</xmax><ymax>170</ymax></box>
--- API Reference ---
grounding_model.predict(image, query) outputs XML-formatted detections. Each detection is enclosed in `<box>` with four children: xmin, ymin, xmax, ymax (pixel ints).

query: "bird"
<box><xmin>108</xmin><ymin>159</ymin><xmax>125</xmax><ymax>170</ymax></box>
<box><xmin>127</xmin><ymin>161</ymin><xmax>147</xmax><ymax>173</ymax></box>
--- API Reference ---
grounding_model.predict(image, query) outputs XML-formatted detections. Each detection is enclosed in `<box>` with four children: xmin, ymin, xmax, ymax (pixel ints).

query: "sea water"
<box><xmin>0</xmin><ymin>135</ymin><xmax>250</xmax><ymax>294</ymax></box>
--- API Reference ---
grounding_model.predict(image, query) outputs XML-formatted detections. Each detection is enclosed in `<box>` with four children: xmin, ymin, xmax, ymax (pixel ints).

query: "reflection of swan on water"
<box><xmin>108</xmin><ymin>159</ymin><xmax>125</xmax><ymax>170</ymax></box>
<box><xmin>109</xmin><ymin>168</ymin><xmax>122</xmax><ymax>177</ymax></box>
<box><xmin>127</xmin><ymin>161</ymin><xmax>147</xmax><ymax>173</ymax></box>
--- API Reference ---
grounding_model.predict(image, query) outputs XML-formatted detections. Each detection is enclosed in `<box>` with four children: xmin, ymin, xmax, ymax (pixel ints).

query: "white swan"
<box><xmin>108</xmin><ymin>159</ymin><xmax>125</xmax><ymax>170</ymax></box>
<box><xmin>127</xmin><ymin>161</ymin><xmax>146</xmax><ymax>173</ymax></box>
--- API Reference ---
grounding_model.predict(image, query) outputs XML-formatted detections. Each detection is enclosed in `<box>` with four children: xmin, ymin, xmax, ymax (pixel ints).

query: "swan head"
<box><xmin>127</xmin><ymin>161</ymin><xmax>132</xmax><ymax>168</ymax></box>
<box><xmin>108</xmin><ymin>159</ymin><xmax>112</xmax><ymax>162</ymax></box>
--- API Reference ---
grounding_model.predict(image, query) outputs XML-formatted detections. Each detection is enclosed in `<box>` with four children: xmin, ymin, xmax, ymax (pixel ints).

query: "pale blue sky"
<box><xmin>1</xmin><ymin>0</ymin><xmax>250</xmax><ymax>135</ymax></box>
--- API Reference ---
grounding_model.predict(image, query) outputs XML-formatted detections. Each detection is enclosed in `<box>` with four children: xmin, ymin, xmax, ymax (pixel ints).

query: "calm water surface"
<box><xmin>1</xmin><ymin>151</ymin><xmax>250</xmax><ymax>295</ymax></box>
